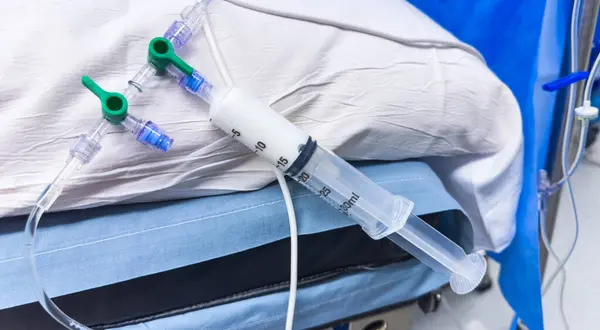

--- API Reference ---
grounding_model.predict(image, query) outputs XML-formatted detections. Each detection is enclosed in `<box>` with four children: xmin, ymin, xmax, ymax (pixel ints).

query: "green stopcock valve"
<box><xmin>148</xmin><ymin>37</ymin><xmax>194</xmax><ymax>76</ymax></box>
<box><xmin>81</xmin><ymin>76</ymin><xmax>128</xmax><ymax>125</ymax></box>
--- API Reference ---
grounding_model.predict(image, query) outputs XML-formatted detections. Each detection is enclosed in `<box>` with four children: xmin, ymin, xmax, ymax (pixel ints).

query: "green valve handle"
<box><xmin>81</xmin><ymin>76</ymin><xmax>128</xmax><ymax>125</ymax></box>
<box><xmin>148</xmin><ymin>37</ymin><xmax>194</xmax><ymax>76</ymax></box>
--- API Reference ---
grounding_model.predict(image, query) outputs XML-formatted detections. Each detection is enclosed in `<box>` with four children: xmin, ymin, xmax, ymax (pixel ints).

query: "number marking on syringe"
<box><xmin>231</xmin><ymin>129</ymin><xmax>241</xmax><ymax>138</ymax></box>
<box><xmin>276</xmin><ymin>156</ymin><xmax>289</xmax><ymax>169</ymax></box>
<box><xmin>339</xmin><ymin>192</ymin><xmax>360</xmax><ymax>215</ymax></box>
<box><xmin>299</xmin><ymin>172</ymin><xmax>310</xmax><ymax>182</ymax></box>
<box><xmin>319</xmin><ymin>186</ymin><xmax>331</xmax><ymax>197</ymax></box>
<box><xmin>254</xmin><ymin>141</ymin><xmax>266</xmax><ymax>153</ymax></box>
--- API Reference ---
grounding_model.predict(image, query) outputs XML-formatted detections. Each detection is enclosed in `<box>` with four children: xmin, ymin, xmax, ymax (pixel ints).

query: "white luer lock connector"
<box><xmin>575</xmin><ymin>100</ymin><xmax>599</xmax><ymax>120</ymax></box>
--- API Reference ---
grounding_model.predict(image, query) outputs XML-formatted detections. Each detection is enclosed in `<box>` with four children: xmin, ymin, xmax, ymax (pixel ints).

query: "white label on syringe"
<box><xmin>209</xmin><ymin>87</ymin><xmax>309</xmax><ymax>171</ymax></box>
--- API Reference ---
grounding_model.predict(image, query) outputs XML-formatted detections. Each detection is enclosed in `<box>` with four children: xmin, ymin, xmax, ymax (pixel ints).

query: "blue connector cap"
<box><xmin>179</xmin><ymin>70</ymin><xmax>213</xmax><ymax>102</ymax></box>
<box><xmin>181</xmin><ymin>70</ymin><xmax>205</xmax><ymax>92</ymax></box>
<box><xmin>136</xmin><ymin>121</ymin><xmax>173</xmax><ymax>152</ymax></box>
<box><xmin>542</xmin><ymin>72</ymin><xmax>590</xmax><ymax>92</ymax></box>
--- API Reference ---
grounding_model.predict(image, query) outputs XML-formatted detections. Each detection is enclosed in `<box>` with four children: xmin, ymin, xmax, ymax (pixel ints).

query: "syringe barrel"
<box><xmin>209</xmin><ymin>88</ymin><xmax>413</xmax><ymax>238</ymax></box>
<box><xmin>209</xmin><ymin>88</ymin><xmax>310</xmax><ymax>171</ymax></box>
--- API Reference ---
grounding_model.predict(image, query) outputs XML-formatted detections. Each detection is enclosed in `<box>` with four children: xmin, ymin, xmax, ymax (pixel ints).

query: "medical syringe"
<box><xmin>149</xmin><ymin>37</ymin><xmax>487</xmax><ymax>294</ymax></box>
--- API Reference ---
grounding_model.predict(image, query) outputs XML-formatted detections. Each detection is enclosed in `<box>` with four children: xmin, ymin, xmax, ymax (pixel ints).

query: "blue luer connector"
<box><xmin>179</xmin><ymin>70</ymin><xmax>213</xmax><ymax>103</ymax></box>
<box><xmin>136</xmin><ymin>121</ymin><xmax>173</xmax><ymax>152</ymax></box>
<box><xmin>181</xmin><ymin>70</ymin><xmax>205</xmax><ymax>93</ymax></box>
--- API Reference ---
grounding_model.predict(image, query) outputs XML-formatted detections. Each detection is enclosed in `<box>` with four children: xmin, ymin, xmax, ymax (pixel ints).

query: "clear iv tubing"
<box><xmin>24</xmin><ymin>206</ymin><xmax>86</xmax><ymax>330</ymax></box>
<box><xmin>548</xmin><ymin>118</ymin><xmax>590</xmax><ymax>193</ymax></box>
<box><xmin>198</xmin><ymin>15</ymin><xmax>298</xmax><ymax>330</ymax></box>
<box><xmin>561</xmin><ymin>0</ymin><xmax>582</xmax><ymax>183</ymax></box>
<box><xmin>23</xmin><ymin>2</ymin><xmax>212</xmax><ymax>329</ymax></box>
<box><xmin>583</xmin><ymin>51</ymin><xmax>600</xmax><ymax>106</ymax></box>
<box><xmin>547</xmin><ymin>0</ymin><xmax>584</xmax><ymax>192</ymax></box>
<box><xmin>23</xmin><ymin>65</ymin><xmax>162</xmax><ymax>330</ymax></box>
<box><xmin>535</xmin><ymin>1</ymin><xmax>587</xmax><ymax>328</ymax></box>
<box><xmin>549</xmin><ymin>1</ymin><xmax>600</xmax><ymax>192</ymax></box>
<box><xmin>538</xmin><ymin>15</ymin><xmax>600</xmax><ymax>327</ymax></box>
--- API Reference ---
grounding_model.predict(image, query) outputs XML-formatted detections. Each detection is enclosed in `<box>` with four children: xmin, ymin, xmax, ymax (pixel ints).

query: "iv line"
<box><xmin>23</xmin><ymin>2</ymin><xmax>211</xmax><ymax>329</ymax></box>
<box><xmin>536</xmin><ymin>1</ymin><xmax>599</xmax><ymax>329</ymax></box>
<box><xmin>202</xmin><ymin>13</ymin><xmax>299</xmax><ymax>330</ymax></box>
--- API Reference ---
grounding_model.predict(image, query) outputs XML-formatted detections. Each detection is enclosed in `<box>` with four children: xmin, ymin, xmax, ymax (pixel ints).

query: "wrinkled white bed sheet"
<box><xmin>0</xmin><ymin>0</ymin><xmax>522</xmax><ymax>252</ymax></box>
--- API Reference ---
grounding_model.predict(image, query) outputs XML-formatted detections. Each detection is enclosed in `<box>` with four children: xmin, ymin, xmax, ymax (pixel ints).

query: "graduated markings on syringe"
<box><xmin>295</xmin><ymin>168</ymin><xmax>360</xmax><ymax>217</ymax></box>
<box><xmin>339</xmin><ymin>192</ymin><xmax>361</xmax><ymax>216</ymax></box>
<box><xmin>276</xmin><ymin>157</ymin><xmax>289</xmax><ymax>169</ymax></box>
<box><xmin>298</xmin><ymin>172</ymin><xmax>310</xmax><ymax>182</ymax></box>
<box><xmin>231</xmin><ymin>128</ymin><xmax>291</xmax><ymax>170</ymax></box>
<box><xmin>230</xmin><ymin>123</ymin><xmax>360</xmax><ymax>223</ymax></box>
<box><xmin>254</xmin><ymin>141</ymin><xmax>266</xmax><ymax>153</ymax></box>
<box><xmin>319</xmin><ymin>187</ymin><xmax>331</xmax><ymax>197</ymax></box>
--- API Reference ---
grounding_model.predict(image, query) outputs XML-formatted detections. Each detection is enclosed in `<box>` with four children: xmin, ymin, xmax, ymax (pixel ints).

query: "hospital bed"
<box><xmin>0</xmin><ymin>161</ymin><xmax>472</xmax><ymax>329</ymax></box>
<box><xmin>0</xmin><ymin>0</ymin><xmax>555</xmax><ymax>329</ymax></box>
<box><xmin>0</xmin><ymin>144</ymin><xmax>512</xmax><ymax>326</ymax></box>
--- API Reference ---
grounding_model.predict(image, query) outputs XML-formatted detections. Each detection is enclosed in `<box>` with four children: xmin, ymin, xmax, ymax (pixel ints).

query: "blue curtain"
<box><xmin>408</xmin><ymin>1</ymin><xmax>561</xmax><ymax>329</ymax></box>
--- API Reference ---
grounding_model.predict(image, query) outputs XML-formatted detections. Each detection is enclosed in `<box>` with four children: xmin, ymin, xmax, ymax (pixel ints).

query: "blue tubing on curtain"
<box><xmin>408</xmin><ymin>1</ymin><xmax>563</xmax><ymax>329</ymax></box>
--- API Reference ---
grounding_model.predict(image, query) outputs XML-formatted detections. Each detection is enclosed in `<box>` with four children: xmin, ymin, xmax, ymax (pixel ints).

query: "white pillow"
<box><xmin>0</xmin><ymin>0</ymin><xmax>521</xmax><ymax>252</ymax></box>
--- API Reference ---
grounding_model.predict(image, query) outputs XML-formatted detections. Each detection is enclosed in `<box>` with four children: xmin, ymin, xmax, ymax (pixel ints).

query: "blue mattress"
<box><xmin>115</xmin><ymin>261</ymin><xmax>447</xmax><ymax>330</ymax></box>
<box><xmin>0</xmin><ymin>160</ymin><xmax>468</xmax><ymax>325</ymax></box>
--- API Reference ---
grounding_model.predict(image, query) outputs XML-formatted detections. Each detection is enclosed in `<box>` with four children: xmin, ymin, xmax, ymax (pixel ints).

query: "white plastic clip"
<box><xmin>575</xmin><ymin>100</ymin><xmax>599</xmax><ymax>120</ymax></box>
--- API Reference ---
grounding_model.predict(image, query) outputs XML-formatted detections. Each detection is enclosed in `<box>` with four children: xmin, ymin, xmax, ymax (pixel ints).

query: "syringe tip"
<box><xmin>449</xmin><ymin>252</ymin><xmax>487</xmax><ymax>295</ymax></box>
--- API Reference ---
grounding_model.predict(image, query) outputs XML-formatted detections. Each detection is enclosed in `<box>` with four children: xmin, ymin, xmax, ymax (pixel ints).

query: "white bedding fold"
<box><xmin>0</xmin><ymin>0</ymin><xmax>522</xmax><ymax>252</ymax></box>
